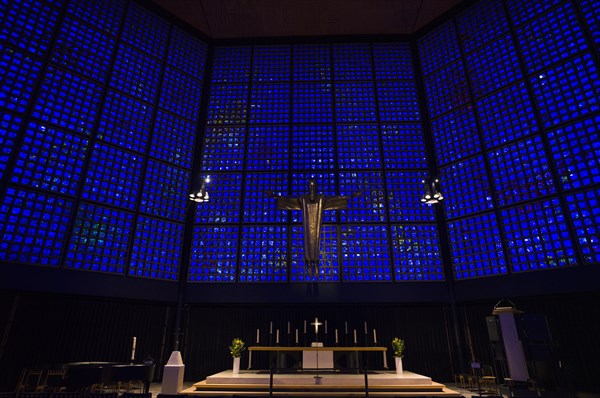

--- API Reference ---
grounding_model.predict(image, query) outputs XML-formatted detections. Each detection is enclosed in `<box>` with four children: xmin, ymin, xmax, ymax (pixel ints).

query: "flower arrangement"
<box><xmin>229</xmin><ymin>338</ymin><xmax>246</xmax><ymax>358</ymax></box>
<box><xmin>391</xmin><ymin>337</ymin><xmax>405</xmax><ymax>358</ymax></box>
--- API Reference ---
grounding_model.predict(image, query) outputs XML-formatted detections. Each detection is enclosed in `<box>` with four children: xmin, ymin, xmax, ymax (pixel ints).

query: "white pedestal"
<box><xmin>161</xmin><ymin>351</ymin><xmax>185</xmax><ymax>394</ymax></box>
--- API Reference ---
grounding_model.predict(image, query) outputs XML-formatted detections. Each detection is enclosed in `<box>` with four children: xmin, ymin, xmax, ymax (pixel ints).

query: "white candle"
<box><xmin>353</xmin><ymin>329</ymin><xmax>357</xmax><ymax>344</ymax></box>
<box><xmin>256</xmin><ymin>328</ymin><xmax>260</xmax><ymax>344</ymax></box>
<box><xmin>335</xmin><ymin>329</ymin><xmax>338</xmax><ymax>344</ymax></box>
<box><xmin>270</xmin><ymin>321</ymin><xmax>273</xmax><ymax>334</ymax></box>
<box><xmin>295</xmin><ymin>329</ymin><xmax>299</xmax><ymax>344</ymax></box>
<box><xmin>373</xmin><ymin>329</ymin><xmax>377</xmax><ymax>344</ymax></box>
<box><xmin>131</xmin><ymin>336</ymin><xmax>136</xmax><ymax>361</ymax></box>
<box><xmin>276</xmin><ymin>329</ymin><xmax>279</xmax><ymax>344</ymax></box>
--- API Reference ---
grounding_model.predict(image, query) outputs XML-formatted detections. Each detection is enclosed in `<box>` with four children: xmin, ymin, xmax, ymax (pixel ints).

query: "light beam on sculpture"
<box><xmin>420</xmin><ymin>178</ymin><xmax>444</xmax><ymax>205</ymax></box>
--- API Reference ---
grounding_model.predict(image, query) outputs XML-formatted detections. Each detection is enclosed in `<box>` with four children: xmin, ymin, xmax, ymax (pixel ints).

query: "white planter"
<box><xmin>394</xmin><ymin>357</ymin><xmax>403</xmax><ymax>375</ymax></box>
<box><xmin>232</xmin><ymin>357</ymin><xmax>241</xmax><ymax>374</ymax></box>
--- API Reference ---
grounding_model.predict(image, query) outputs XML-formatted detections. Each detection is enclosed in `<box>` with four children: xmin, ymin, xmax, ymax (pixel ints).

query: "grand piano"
<box><xmin>61</xmin><ymin>362</ymin><xmax>155</xmax><ymax>393</ymax></box>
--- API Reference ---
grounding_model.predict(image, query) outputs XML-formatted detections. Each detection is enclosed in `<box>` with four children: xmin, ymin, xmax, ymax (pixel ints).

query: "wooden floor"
<box><xmin>180</xmin><ymin>370</ymin><xmax>464</xmax><ymax>397</ymax></box>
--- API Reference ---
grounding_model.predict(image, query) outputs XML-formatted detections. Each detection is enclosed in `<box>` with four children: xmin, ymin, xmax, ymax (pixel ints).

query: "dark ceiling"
<box><xmin>149</xmin><ymin>0</ymin><xmax>464</xmax><ymax>39</ymax></box>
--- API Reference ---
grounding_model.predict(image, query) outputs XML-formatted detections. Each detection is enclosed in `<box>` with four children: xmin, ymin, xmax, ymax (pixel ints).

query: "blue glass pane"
<box><xmin>246</xmin><ymin>126</ymin><xmax>289</xmax><ymax>171</ymax></box>
<box><xmin>333</xmin><ymin>44</ymin><xmax>373</xmax><ymax>81</ymax></box>
<box><xmin>212</xmin><ymin>46</ymin><xmax>252</xmax><ymax>83</ymax></box>
<box><xmin>0</xmin><ymin>187</ymin><xmax>74</xmax><ymax>266</ymax></box>
<box><xmin>464</xmin><ymin>35</ymin><xmax>521</xmax><ymax>98</ymax></box>
<box><xmin>580</xmin><ymin>0</ymin><xmax>600</xmax><ymax>47</ymax></box>
<box><xmin>98</xmin><ymin>90</ymin><xmax>153</xmax><ymax>153</ymax></box>
<box><xmin>81</xmin><ymin>142</ymin><xmax>144</xmax><ymax>210</ymax></box>
<box><xmin>253</xmin><ymin>45</ymin><xmax>291</xmax><ymax>82</ymax></box>
<box><xmin>65</xmin><ymin>0</ymin><xmax>126</xmax><ymax>36</ymax></box>
<box><xmin>291</xmin><ymin>224</ymin><xmax>339</xmax><ymax>282</ymax></box>
<box><xmin>431</xmin><ymin>106</ymin><xmax>481</xmax><ymax>166</ymax></box>
<box><xmin>292</xmin><ymin>83</ymin><xmax>333</xmax><ymax>123</ymax></box>
<box><xmin>291</xmin><ymin>125</ymin><xmax>335</xmax><ymax>170</ymax></box>
<box><xmin>339</xmin><ymin>172</ymin><xmax>386</xmax><ymax>223</ymax></box>
<box><xmin>130</xmin><ymin>215</ymin><xmax>183</xmax><ymax>281</ymax></box>
<box><xmin>32</xmin><ymin>66</ymin><xmax>103</xmax><ymax>135</ymax></box>
<box><xmin>10</xmin><ymin>121</ymin><xmax>89</xmax><ymax>196</ymax></box>
<box><xmin>189</xmin><ymin>225</ymin><xmax>239</xmax><ymax>282</ymax></box>
<box><xmin>341</xmin><ymin>224</ymin><xmax>391</xmax><ymax>282</ymax></box>
<box><xmin>206</xmin><ymin>84</ymin><xmax>248</xmax><ymax>125</ymax></box>
<box><xmin>66</xmin><ymin>202</ymin><xmax>133</xmax><ymax>273</ymax></box>
<box><xmin>440</xmin><ymin>155</ymin><xmax>494</xmax><ymax>219</ymax></box>
<box><xmin>456</xmin><ymin>0</ymin><xmax>509</xmax><ymax>54</ymax></box>
<box><xmin>423</xmin><ymin>62</ymin><xmax>470</xmax><ymax>118</ymax></box>
<box><xmin>239</xmin><ymin>225</ymin><xmax>288</xmax><ymax>282</ymax></box>
<box><xmin>565</xmin><ymin>188</ymin><xmax>600</xmax><ymax>264</ymax></box>
<box><xmin>1</xmin><ymin>46</ymin><xmax>43</xmax><ymax>113</ymax></box>
<box><xmin>530</xmin><ymin>53</ymin><xmax>600</xmax><ymax>129</ymax></box>
<box><xmin>386</xmin><ymin>171</ymin><xmax>436</xmax><ymax>222</ymax></box>
<box><xmin>376</xmin><ymin>81</ymin><xmax>421</xmax><ymax>122</ymax></box>
<box><xmin>110</xmin><ymin>44</ymin><xmax>162</xmax><ymax>103</ymax></box>
<box><xmin>139</xmin><ymin>159</ymin><xmax>189</xmax><ymax>222</ymax></box>
<box><xmin>476</xmin><ymin>82</ymin><xmax>538</xmax><ymax>149</ymax></box>
<box><xmin>244</xmin><ymin>173</ymin><xmax>289</xmax><ymax>223</ymax></box>
<box><xmin>335</xmin><ymin>82</ymin><xmax>376</xmax><ymax>123</ymax></box>
<box><xmin>159</xmin><ymin>66</ymin><xmax>203</xmax><ymax>121</ymax></box>
<box><xmin>1</xmin><ymin>0</ymin><xmax>60</xmax><ymax>56</ymax></box>
<box><xmin>292</xmin><ymin>44</ymin><xmax>331</xmax><ymax>81</ymax></box>
<box><xmin>501</xmin><ymin>198</ymin><xmax>576</xmax><ymax>272</ymax></box>
<box><xmin>121</xmin><ymin>2</ymin><xmax>169</xmax><ymax>59</ymax></box>
<box><xmin>380</xmin><ymin>124</ymin><xmax>427</xmax><ymax>169</ymax></box>
<box><xmin>547</xmin><ymin>114</ymin><xmax>600</xmax><ymax>191</ymax></box>
<box><xmin>167</xmin><ymin>27</ymin><xmax>209</xmax><ymax>79</ymax></box>
<box><xmin>448</xmin><ymin>213</ymin><xmax>507</xmax><ymax>279</ymax></box>
<box><xmin>506</xmin><ymin>0</ymin><xmax>564</xmax><ymax>28</ymax></box>
<box><xmin>151</xmin><ymin>110</ymin><xmax>196</xmax><ymax>168</ymax></box>
<box><xmin>418</xmin><ymin>21</ymin><xmax>461</xmax><ymax>76</ymax></box>
<box><xmin>337</xmin><ymin>124</ymin><xmax>382</xmax><ymax>169</ymax></box>
<box><xmin>249</xmin><ymin>84</ymin><xmax>290</xmax><ymax>124</ymax></box>
<box><xmin>488</xmin><ymin>135</ymin><xmax>556</xmax><ymax>206</ymax></box>
<box><xmin>0</xmin><ymin>111</ymin><xmax>23</xmax><ymax>179</ymax></box>
<box><xmin>373</xmin><ymin>42</ymin><xmax>414</xmax><ymax>80</ymax></box>
<box><xmin>390</xmin><ymin>224</ymin><xmax>444</xmax><ymax>281</ymax></box>
<box><xmin>514</xmin><ymin>2</ymin><xmax>587</xmax><ymax>74</ymax></box>
<box><xmin>194</xmin><ymin>173</ymin><xmax>243</xmax><ymax>224</ymax></box>
<box><xmin>201</xmin><ymin>126</ymin><xmax>246</xmax><ymax>172</ymax></box>
<box><xmin>51</xmin><ymin>16</ymin><xmax>116</xmax><ymax>82</ymax></box>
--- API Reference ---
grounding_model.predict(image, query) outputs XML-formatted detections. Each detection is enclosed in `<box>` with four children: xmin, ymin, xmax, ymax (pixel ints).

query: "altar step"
<box><xmin>181</xmin><ymin>370</ymin><xmax>463</xmax><ymax>397</ymax></box>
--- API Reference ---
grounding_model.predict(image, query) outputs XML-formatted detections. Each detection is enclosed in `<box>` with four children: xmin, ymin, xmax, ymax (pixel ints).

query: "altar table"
<box><xmin>247</xmin><ymin>346</ymin><xmax>387</xmax><ymax>371</ymax></box>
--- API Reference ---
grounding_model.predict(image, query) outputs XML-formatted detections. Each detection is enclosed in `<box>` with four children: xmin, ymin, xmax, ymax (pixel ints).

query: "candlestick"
<box><xmin>325</xmin><ymin>320</ymin><xmax>328</xmax><ymax>334</ymax></box>
<box><xmin>131</xmin><ymin>336</ymin><xmax>136</xmax><ymax>361</ymax></box>
<box><xmin>335</xmin><ymin>329</ymin><xmax>338</xmax><ymax>344</ymax></box>
<box><xmin>304</xmin><ymin>320</ymin><xmax>307</xmax><ymax>334</ymax></box>
<box><xmin>364</xmin><ymin>321</ymin><xmax>367</xmax><ymax>334</ymax></box>
<box><xmin>270</xmin><ymin>321</ymin><xmax>273</xmax><ymax>334</ymax></box>
<box><xmin>288</xmin><ymin>321</ymin><xmax>291</xmax><ymax>334</ymax></box>
<box><xmin>373</xmin><ymin>329</ymin><xmax>377</xmax><ymax>344</ymax></box>
<box><xmin>295</xmin><ymin>329</ymin><xmax>299</xmax><ymax>344</ymax></box>
<box><xmin>345</xmin><ymin>321</ymin><xmax>348</xmax><ymax>334</ymax></box>
<box><xmin>276</xmin><ymin>329</ymin><xmax>279</xmax><ymax>344</ymax></box>
<box><xmin>353</xmin><ymin>329</ymin><xmax>357</xmax><ymax>344</ymax></box>
<box><xmin>256</xmin><ymin>328</ymin><xmax>260</xmax><ymax>344</ymax></box>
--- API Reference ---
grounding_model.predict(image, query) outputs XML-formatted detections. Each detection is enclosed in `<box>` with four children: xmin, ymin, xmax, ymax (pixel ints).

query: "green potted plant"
<box><xmin>229</xmin><ymin>338</ymin><xmax>246</xmax><ymax>374</ymax></box>
<box><xmin>391</xmin><ymin>337</ymin><xmax>405</xmax><ymax>375</ymax></box>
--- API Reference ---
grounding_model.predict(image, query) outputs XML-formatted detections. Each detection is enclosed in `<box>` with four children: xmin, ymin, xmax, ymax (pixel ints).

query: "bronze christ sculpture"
<box><xmin>271</xmin><ymin>179</ymin><xmax>360</xmax><ymax>275</ymax></box>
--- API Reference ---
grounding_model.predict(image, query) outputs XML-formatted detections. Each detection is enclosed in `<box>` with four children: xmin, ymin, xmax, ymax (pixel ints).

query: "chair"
<box><xmin>479</xmin><ymin>364</ymin><xmax>498</xmax><ymax>393</ymax></box>
<box><xmin>16</xmin><ymin>369</ymin><xmax>45</xmax><ymax>394</ymax></box>
<box><xmin>42</xmin><ymin>370</ymin><xmax>67</xmax><ymax>393</ymax></box>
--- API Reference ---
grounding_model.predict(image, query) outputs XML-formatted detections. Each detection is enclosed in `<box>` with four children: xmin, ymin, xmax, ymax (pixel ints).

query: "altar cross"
<box><xmin>311</xmin><ymin>317</ymin><xmax>322</xmax><ymax>334</ymax></box>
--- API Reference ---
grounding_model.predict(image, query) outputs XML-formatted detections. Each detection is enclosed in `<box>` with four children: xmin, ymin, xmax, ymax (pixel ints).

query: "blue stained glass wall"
<box><xmin>420</xmin><ymin>0</ymin><xmax>600</xmax><ymax>280</ymax></box>
<box><xmin>198</xmin><ymin>41</ymin><xmax>437</xmax><ymax>283</ymax></box>
<box><xmin>0</xmin><ymin>0</ymin><xmax>208</xmax><ymax>281</ymax></box>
